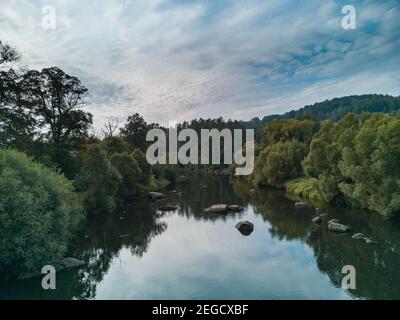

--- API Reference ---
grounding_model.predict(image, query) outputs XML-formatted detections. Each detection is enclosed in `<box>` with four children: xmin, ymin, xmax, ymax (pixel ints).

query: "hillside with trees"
<box><xmin>244</xmin><ymin>94</ymin><xmax>400</xmax><ymax>130</ymax></box>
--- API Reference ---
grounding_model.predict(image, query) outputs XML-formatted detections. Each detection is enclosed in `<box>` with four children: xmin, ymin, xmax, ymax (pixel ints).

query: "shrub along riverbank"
<box><xmin>243</xmin><ymin>113</ymin><xmax>400</xmax><ymax>219</ymax></box>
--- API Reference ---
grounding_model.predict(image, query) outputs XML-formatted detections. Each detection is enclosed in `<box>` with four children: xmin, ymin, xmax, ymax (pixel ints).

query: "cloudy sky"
<box><xmin>1</xmin><ymin>0</ymin><xmax>399</xmax><ymax>128</ymax></box>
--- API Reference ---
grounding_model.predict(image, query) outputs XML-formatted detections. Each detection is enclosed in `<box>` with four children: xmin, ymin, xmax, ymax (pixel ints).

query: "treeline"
<box><xmin>0</xmin><ymin>40</ymin><xmax>243</xmax><ymax>277</ymax></box>
<box><xmin>244</xmin><ymin>94</ymin><xmax>400</xmax><ymax>129</ymax></box>
<box><xmin>0</xmin><ymin>41</ymin><xmax>177</xmax><ymax>277</ymax></box>
<box><xmin>244</xmin><ymin>113</ymin><xmax>400</xmax><ymax>218</ymax></box>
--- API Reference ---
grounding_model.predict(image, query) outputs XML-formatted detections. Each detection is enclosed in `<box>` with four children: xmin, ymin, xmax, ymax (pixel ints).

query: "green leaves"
<box><xmin>303</xmin><ymin>113</ymin><xmax>400</xmax><ymax>217</ymax></box>
<box><xmin>0</xmin><ymin>149</ymin><xmax>84</xmax><ymax>277</ymax></box>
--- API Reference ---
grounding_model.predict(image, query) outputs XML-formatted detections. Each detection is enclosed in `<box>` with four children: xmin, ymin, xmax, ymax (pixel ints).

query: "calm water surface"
<box><xmin>2</xmin><ymin>175</ymin><xmax>400</xmax><ymax>300</ymax></box>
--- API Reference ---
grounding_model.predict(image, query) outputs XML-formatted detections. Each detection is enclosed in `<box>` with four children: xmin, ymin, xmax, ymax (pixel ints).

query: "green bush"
<box><xmin>0</xmin><ymin>149</ymin><xmax>84</xmax><ymax>277</ymax></box>
<box><xmin>303</xmin><ymin>113</ymin><xmax>400</xmax><ymax>217</ymax></box>
<box><xmin>76</xmin><ymin>144</ymin><xmax>122</xmax><ymax>213</ymax></box>
<box><xmin>111</xmin><ymin>151</ymin><xmax>142</xmax><ymax>199</ymax></box>
<box><xmin>285</xmin><ymin>177</ymin><xmax>326</xmax><ymax>207</ymax></box>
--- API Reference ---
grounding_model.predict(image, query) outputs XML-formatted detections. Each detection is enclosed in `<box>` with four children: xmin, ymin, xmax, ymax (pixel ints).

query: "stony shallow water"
<box><xmin>2</xmin><ymin>175</ymin><xmax>400</xmax><ymax>300</ymax></box>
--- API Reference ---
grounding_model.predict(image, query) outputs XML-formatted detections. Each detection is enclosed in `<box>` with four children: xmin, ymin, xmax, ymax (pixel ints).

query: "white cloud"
<box><xmin>0</xmin><ymin>0</ymin><xmax>399</xmax><ymax>128</ymax></box>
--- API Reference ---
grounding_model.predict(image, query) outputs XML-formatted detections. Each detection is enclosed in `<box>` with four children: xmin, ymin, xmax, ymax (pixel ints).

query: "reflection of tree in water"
<box><xmin>232</xmin><ymin>178</ymin><xmax>400</xmax><ymax>300</ymax></box>
<box><xmin>63</xmin><ymin>200</ymin><xmax>167</xmax><ymax>299</ymax></box>
<box><xmin>177</xmin><ymin>174</ymin><xmax>245</xmax><ymax>222</ymax></box>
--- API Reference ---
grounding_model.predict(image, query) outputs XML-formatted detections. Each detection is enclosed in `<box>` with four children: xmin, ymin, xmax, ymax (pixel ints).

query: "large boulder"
<box><xmin>328</xmin><ymin>220</ymin><xmax>351</xmax><ymax>233</ymax></box>
<box><xmin>365</xmin><ymin>238</ymin><xmax>380</xmax><ymax>245</ymax></box>
<box><xmin>235</xmin><ymin>221</ymin><xmax>254</xmax><ymax>236</ymax></box>
<box><xmin>158</xmin><ymin>204</ymin><xmax>178</xmax><ymax>211</ymax></box>
<box><xmin>148</xmin><ymin>192</ymin><xmax>165</xmax><ymax>200</ymax></box>
<box><xmin>352</xmin><ymin>233</ymin><xmax>367</xmax><ymax>240</ymax></box>
<box><xmin>312</xmin><ymin>213</ymin><xmax>328</xmax><ymax>224</ymax></box>
<box><xmin>204</xmin><ymin>204</ymin><xmax>228</xmax><ymax>213</ymax></box>
<box><xmin>312</xmin><ymin>216</ymin><xmax>322</xmax><ymax>224</ymax></box>
<box><xmin>295</xmin><ymin>202</ymin><xmax>307</xmax><ymax>208</ymax></box>
<box><xmin>227</xmin><ymin>205</ymin><xmax>244</xmax><ymax>212</ymax></box>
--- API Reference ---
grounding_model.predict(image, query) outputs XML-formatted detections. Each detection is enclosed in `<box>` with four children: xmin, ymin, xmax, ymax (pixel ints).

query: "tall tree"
<box><xmin>120</xmin><ymin>113</ymin><xmax>159</xmax><ymax>152</ymax></box>
<box><xmin>17</xmin><ymin>67</ymin><xmax>93</xmax><ymax>176</ymax></box>
<box><xmin>0</xmin><ymin>41</ymin><xmax>20</xmax><ymax>68</ymax></box>
<box><xmin>19</xmin><ymin>67</ymin><xmax>92</xmax><ymax>144</ymax></box>
<box><xmin>0</xmin><ymin>41</ymin><xmax>36</xmax><ymax>151</ymax></box>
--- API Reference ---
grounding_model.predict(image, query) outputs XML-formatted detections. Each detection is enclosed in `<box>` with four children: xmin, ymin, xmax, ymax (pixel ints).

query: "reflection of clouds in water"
<box><xmin>94</xmin><ymin>210</ymin><xmax>352</xmax><ymax>299</ymax></box>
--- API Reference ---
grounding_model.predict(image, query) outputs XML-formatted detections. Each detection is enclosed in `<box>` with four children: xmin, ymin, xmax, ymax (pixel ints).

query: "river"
<box><xmin>2</xmin><ymin>175</ymin><xmax>400</xmax><ymax>300</ymax></box>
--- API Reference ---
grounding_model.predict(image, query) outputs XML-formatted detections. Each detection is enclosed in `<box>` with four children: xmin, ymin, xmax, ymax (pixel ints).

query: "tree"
<box><xmin>0</xmin><ymin>41</ymin><xmax>36</xmax><ymax>152</ymax></box>
<box><xmin>0</xmin><ymin>41</ymin><xmax>20</xmax><ymax>68</ymax></box>
<box><xmin>254</xmin><ymin>140</ymin><xmax>309</xmax><ymax>188</ymax></box>
<box><xmin>0</xmin><ymin>149</ymin><xmax>83</xmax><ymax>277</ymax></box>
<box><xmin>303</xmin><ymin>113</ymin><xmax>359</xmax><ymax>203</ymax></box>
<box><xmin>102</xmin><ymin>117</ymin><xmax>120</xmax><ymax>138</ymax></box>
<box><xmin>111</xmin><ymin>152</ymin><xmax>142</xmax><ymax>199</ymax></box>
<box><xmin>17</xmin><ymin>67</ymin><xmax>93</xmax><ymax>176</ymax></box>
<box><xmin>120</xmin><ymin>113</ymin><xmax>159</xmax><ymax>151</ymax></box>
<box><xmin>0</xmin><ymin>69</ymin><xmax>37</xmax><ymax>151</ymax></box>
<box><xmin>303</xmin><ymin>113</ymin><xmax>400</xmax><ymax>217</ymax></box>
<box><xmin>252</xmin><ymin>119</ymin><xmax>318</xmax><ymax>188</ymax></box>
<box><xmin>76</xmin><ymin>144</ymin><xmax>122</xmax><ymax>213</ymax></box>
<box><xmin>19</xmin><ymin>67</ymin><xmax>92</xmax><ymax>145</ymax></box>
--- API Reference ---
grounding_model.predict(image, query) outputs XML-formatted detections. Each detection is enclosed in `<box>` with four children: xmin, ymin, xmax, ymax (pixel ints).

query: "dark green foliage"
<box><xmin>0</xmin><ymin>149</ymin><xmax>84</xmax><ymax>277</ymax></box>
<box><xmin>120</xmin><ymin>113</ymin><xmax>159</xmax><ymax>152</ymax></box>
<box><xmin>246</xmin><ymin>95</ymin><xmax>400</xmax><ymax>134</ymax></box>
<box><xmin>76</xmin><ymin>144</ymin><xmax>122</xmax><ymax>213</ymax></box>
<box><xmin>103</xmin><ymin>136</ymin><xmax>131</xmax><ymax>155</ymax></box>
<box><xmin>110</xmin><ymin>152</ymin><xmax>142</xmax><ymax>199</ymax></box>
<box><xmin>285</xmin><ymin>177</ymin><xmax>326</xmax><ymax>207</ymax></box>
<box><xmin>303</xmin><ymin>113</ymin><xmax>400</xmax><ymax>217</ymax></box>
<box><xmin>0</xmin><ymin>69</ymin><xmax>37</xmax><ymax>153</ymax></box>
<box><xmin>0</xmin><ymin>41</ymin><xmax>20</xmax><ymax>66</ymax></box>
<box><xmin>252</xmin><ymin>119</ymin><xmax>319</xmax><ymax>188</ymax></box>
<box><xmin>254</xmin><ymin>140</ymin><xmax>309</xmax><ymax>188</ymax></box>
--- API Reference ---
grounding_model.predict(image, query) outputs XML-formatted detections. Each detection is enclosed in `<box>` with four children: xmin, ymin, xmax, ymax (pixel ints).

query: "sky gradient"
<box><xmin>1</xmin><ymin>0</ymin><xmax>399</xmax><ymax>128</ymax></box>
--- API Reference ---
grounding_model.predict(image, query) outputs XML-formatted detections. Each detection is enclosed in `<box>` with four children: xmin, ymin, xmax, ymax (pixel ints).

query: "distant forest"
<box><xmin>244</xmin><ymin>94</ymin><xmax>400</xmax><ymax>129</ymax></box>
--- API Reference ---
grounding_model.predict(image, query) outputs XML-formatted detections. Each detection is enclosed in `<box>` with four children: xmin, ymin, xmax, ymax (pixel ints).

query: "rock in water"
<box><xmin>365</xmin><ymin>238</ymin><xmax>380</xmax><ymax>245</ymax></box>
<box><xmin>295</xmin><ymin>202</ymin><xmax>307</xmax><ymax>208</ymax></box>
<box><xmin>235</xmin><ymin>221</ymin><xmax>254</xmax><ymax>236</ymax></box>
<box><xmin>312</xmin><ymin>216</ymin><xmax>322</xmax><ymax>224</ymax></box>
<box><xmin>62</xmin><ymin>257</ymin><xmax>85</xmax><ymax>268</ymax></box>
<box><xmin>204</xmin><ymin>204</ymin><xmax>228</xmax><ymax>213</ymax></box>
<box><xmin>148</xmin><ymin>192</ymin><xmax>165</xmax><ymax>200</ymax></box>
<box><xmin>227</xmin><ymin>205</ymin><xmax>244</xmax><ymax>212</ymax></box>
<box><xmin>158</xmin><ymin>204</ymin><xmax>178</xmax><ymax>211</ymax></box>
<box><xmin>352</xmin><ymin>233</ymin><xmax>366</xmax><ymax>240</ymax></box>
<box><xmin>328</xmin><ymin>221</ymin><xmax>351</xmax><ymax>233</ymax></box>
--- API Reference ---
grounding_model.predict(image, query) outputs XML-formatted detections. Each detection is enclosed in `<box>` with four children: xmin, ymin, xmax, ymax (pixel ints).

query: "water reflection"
<box><xmin>231</xmin><ymin>178</ymin><xmax>400</xmax><ymax>300</ymax></box>
<box><xmin>1</xmin><ymin>175</ymin><xmax>400</xmax><ymax>299</ymax></box>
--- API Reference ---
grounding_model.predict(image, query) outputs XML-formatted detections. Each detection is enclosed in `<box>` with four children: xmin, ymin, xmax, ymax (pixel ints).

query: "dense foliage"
<box><xmin>245</xmin><ymin>94</ymin><xmax>400</xmax><ymax>130</ymax></box>
<box><xmin>252</xmin><ymin>119</ymin><xmax>319</xmax><ymax>188</ymax></box>
<box><xmin>303</xmin><ymin>113</ymin><xmax>400</xmax><ymax>217</ymax></box>
<box><xmin>0</xmin><ymin>149</ymin><xmax>83</xmax><ymax>276</ymax></box>
<box><xmin>249</xmin><ymin>113</ymin><xmax>400</xmax><ymax>217</ymax></box>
